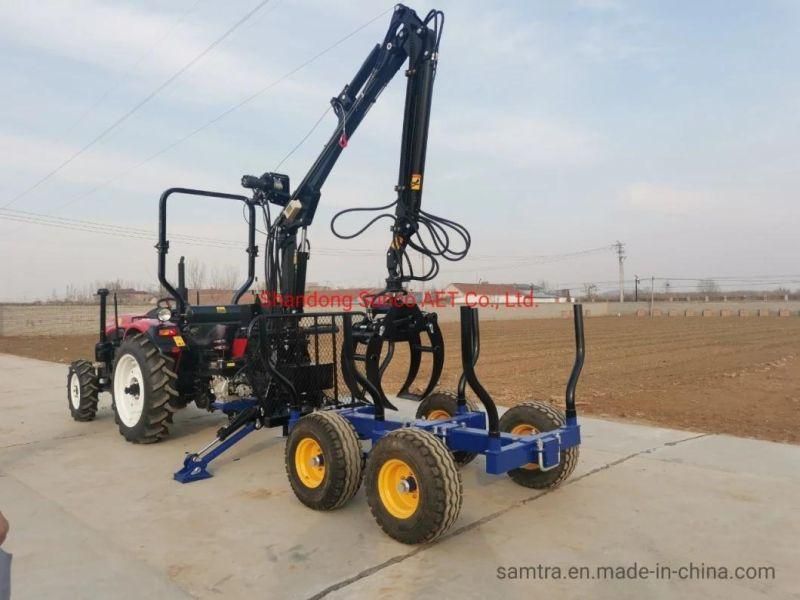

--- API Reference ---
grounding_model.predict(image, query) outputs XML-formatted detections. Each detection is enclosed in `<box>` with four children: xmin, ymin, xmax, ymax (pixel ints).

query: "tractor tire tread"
<box><xmin>113</xmin><ymin>334</ymin><xmax>176</xmax><ymax>444</ymax></box>
<box><xmin>68</xmin><ymin>359</ymin><xmax>100</xmax><ymax>421</ymax></box>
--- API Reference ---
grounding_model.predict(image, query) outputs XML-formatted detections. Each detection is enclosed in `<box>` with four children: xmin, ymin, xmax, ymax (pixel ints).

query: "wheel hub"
<box><xmin>113</xmin><ymin>354</ymin><xmax>146</xmax><ymax>428</ymax></box>
<box><xmin>69</xmin><ymin>373</ymin><xmax>81</xmax><ymax>409</ymax></box>
<box><xmin>124</xmin><ymin>381</ymin><xmax>140</xmax><ymax>397</ymax></box>
<box><xmin>395</xmin><ymin>476</ymin><xmax>417</xmax><ymax>494</ymax></box>
<box><xmin>378</xmin><ymin>458</ymin><xmax>419</xmax><ymax>519</ymax></box>
<box><xmin>511</xmin><ymin>423</ymin><xmax>540</xmax><ymax>470</ymax></box>
<box><xmin>295</xmin><ymin>437</ymin><xmax>326</xmax><ymax>488</ymax></box>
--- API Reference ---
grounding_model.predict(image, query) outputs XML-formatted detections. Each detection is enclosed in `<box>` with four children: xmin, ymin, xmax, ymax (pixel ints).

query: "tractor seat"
<box><xmin>185</xmin><ymin>304</ymin><xmax>253</xmax><ymax>324</ymax></box>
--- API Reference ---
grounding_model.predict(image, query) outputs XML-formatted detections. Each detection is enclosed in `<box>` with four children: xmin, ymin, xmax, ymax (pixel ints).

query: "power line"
<box><xmin>48</xmin><ymin>5</ymin><xmax>394</xmax><ymax>215</ymax></box>
<box><xmin>2</xmin><ymin>0</ymin><xmax>274</xmax><ymax>210</ymax></box>
<box><xmin>0</xmin><ymin>207</ymin><xmax>381</xmax><ymax>255</ymax></box>
<box><xmin>442</xmin><ymin>245</ymin><xmax>615</xmax><ymax>273</ymax></box>
<box><xmin>464</xmin><ymin>244</ymin><xmax>615</xmax><ymax>263</ymax></box>
<box><xmin>58</xmin><ymin>0</ymin><xmax>207</xmax><ymax>140</ymax></box>
<box><xmin>274</xmin><ymin>106</ymin><xmax>332</xmax><ymax>170</ymax></box>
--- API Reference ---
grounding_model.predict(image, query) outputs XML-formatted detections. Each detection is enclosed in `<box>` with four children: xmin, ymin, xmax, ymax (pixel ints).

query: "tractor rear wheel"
<box><xmin>365</xmin><ymin>428</ymin><xmax>462</xmax><ymax>544</ymax></box>
<box><xmin>499</xmin><ymin>401</ymin><xmax>578</xmax><ymax>489</ymax></box>
<box><xmin>67</xmin><ymin>360</ymin><xmax>99</xmax><ymax>421</ymax></box>
<box><xmin>416</xmin><ymin>391</ymin><xmax>480</xmax><ymax>467</ymax></box>
<box><xmin>285</xmin><ymin>411</ymin><xmax>363</xmax><ymax>510</ymax></box>
<box><xmin>112</xmin><ymin>334</ymin><xmax>177</xmax><ymax>444</ymax></box>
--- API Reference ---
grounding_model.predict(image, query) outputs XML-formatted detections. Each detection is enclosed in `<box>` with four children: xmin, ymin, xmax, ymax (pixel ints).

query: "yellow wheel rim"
<box><xmin>511</xmin><ymin>423</ymin><xmax>540</xmax><ymax>471</ymax></box>
<box><xmin>295</xmin><ymin>437</ymin><xmax>325</xmax><ymax>488</ymax></box>
<box><xmin>426</xmin><ymin>409</ymin><xmax>451</xmax><ymax>421</ymax></box>
<box><xmin>378</xmin><ymin>458</ymin><xmax>420</xmax><ymax>519</ymax></box>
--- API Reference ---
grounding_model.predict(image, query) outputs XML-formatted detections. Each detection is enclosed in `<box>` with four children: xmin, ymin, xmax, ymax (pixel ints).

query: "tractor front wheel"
<box><xmin>67</xmin><ymin>360</ymin><xmax>99</xmax><ymax>421</ymax></box>
<box><xmin>112</xmin><ymin>334</ymin><xmax>177</xmax><ymax>444</ymax></box>
<box><xmin>499</xmin><ymin>401</ymin><xmax>578</xmax><ymax>489</ymax></box>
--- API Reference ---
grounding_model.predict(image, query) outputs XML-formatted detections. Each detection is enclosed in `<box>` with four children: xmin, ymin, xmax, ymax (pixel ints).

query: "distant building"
<box><xmin>443</xmin><ymin>282</ymin><xmax>569</xmax><ymax>305</ymax></box>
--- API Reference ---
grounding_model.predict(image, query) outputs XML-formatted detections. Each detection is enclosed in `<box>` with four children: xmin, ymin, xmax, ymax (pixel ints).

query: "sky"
<box><xmin>1</xmin><ymin>0</ymin><xmax>799</xmax><ymax>301</ymax></box>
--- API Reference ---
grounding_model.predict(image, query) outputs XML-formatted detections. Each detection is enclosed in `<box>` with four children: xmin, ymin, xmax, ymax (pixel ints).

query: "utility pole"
<box><xmin>634</xmin><ymin>274</ymin><xmax>640</xmax><ymax>302</ymax></box>
<box><xmin>615</xmin><ymin>241</ymin><xmax>626</xmax><ymax>303</ymax></box>
<box><xmin>650</xmin><ymin>276</ymin><xmax>655</xmax><ymax>317</ymax></box>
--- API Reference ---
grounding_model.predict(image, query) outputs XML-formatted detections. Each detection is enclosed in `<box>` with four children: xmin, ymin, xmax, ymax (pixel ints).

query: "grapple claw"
<box><xmin>341</xmin><ymin>303</ymin><xmax>444</xmax><ymax>412</ymax></box>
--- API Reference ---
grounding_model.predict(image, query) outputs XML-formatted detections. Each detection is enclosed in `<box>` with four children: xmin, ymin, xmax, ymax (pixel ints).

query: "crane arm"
<box><xmin>243</xmin><ymin>5</ymin><xmax>449</xmax><ymax>305</ymax></box>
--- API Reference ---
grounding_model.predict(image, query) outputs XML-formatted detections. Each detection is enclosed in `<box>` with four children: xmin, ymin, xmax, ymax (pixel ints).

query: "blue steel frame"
<box><xmin>332</xmin><ymin>405</ymin><xmax>580</xmax><ymax>474</ymax></box>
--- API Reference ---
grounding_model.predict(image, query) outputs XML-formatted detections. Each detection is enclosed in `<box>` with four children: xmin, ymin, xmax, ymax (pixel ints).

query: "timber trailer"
<box><xmin>67</xmin><ymin>4</ymin><xmax>585</xmax><ymax>544</ymax></box>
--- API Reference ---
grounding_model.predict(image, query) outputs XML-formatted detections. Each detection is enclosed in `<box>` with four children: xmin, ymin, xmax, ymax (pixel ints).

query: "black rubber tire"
<box><xmin>285</xmin><ymin>411</ymin><xmax>364</xmax><ymax>511</ymax></box>
<box><xmin>416</xmin><ymin>391</ymin><xmax>480</xmax><ymax>467</ymax></box>
<box><xmin>164</xmin><ymin>364</ymin><xmax>190</xmax><ymax>414</ymax></box>
<box><xmin>111</xmin><ymin>334</ymin><xmax>177</xmax><ymax>444</ymax></box>
<box><xmin>67</xmin><ymin>360</ymin><xmax>99</xmax><ymax>421</ymax></box>
<box><xmin>365</xmin><ymin>428</ymin><xmax>462</xmax><ymax>544</ymax></box>
<box><xmin>499</xmin><ymin>401</ymin><xmax>578</xmax><ymax>489</ymax></box>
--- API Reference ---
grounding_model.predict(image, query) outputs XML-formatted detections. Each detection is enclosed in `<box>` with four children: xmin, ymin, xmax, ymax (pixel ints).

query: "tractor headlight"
<box><xmin>157</xmin><ymin>307</ymin><xmax>172</xmax><ymax>322</ymax></box>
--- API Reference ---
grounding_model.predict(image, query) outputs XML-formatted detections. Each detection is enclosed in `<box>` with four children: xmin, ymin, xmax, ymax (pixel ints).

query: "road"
<box><xmin>0</xmin><ymin>353</ymin><xmax>797</xmax><ymax>599</ymax></box>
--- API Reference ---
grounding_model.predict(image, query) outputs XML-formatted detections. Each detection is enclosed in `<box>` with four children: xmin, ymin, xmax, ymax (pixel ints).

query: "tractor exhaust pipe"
<box><xmin>113</xmin><ymin>293</ymin><xmax>119</xmax><ymax>342</ymax></box>
<box><xmin>97</xmin><ymin>288</ymin><xmax>109</xmax><ymax>343</ymax></box>
<box><xmin>177</xmin><ymin>256</ymin><xmax>188</xmax><ymax>304</ymax></box>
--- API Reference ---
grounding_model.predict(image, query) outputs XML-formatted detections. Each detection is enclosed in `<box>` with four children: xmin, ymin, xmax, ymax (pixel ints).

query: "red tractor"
<box><xmin>67</xmin><ymin>189</ymin><xmax>275</xmax><ymax>443</ymax></box>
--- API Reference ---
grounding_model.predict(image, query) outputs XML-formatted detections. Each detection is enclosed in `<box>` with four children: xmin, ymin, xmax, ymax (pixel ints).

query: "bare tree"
<box><xmin>698</xmin><ymin>278</ymin><xmax>720</xmax><ymax>294</ymax></box>
<box><xmin>187</xmin><ymin>260</ymin><xmax>207</xmax><ymax>290</ymax></box>
<box><xmin>209</xmin><ymin>265</ymin><xmax>240</xmax><ymax>290</ymax></box>
<box><xmin>583</xmin><ymin>283</ymin><xmax>598</xmax><ymax>301</ymax></box>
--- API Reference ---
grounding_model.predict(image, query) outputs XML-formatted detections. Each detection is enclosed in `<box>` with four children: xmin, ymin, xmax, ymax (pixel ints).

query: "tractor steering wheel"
<box><xmin>157</xmin><ymin>297</ymin><xmax>176</xmax><ymax>310</ymax></box>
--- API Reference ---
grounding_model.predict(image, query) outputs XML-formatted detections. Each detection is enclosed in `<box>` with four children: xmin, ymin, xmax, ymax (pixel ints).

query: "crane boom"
<box><xmin>242</xmin><ymin>4</ymin><xmax>451</xmax><ymax>305</ymax></box>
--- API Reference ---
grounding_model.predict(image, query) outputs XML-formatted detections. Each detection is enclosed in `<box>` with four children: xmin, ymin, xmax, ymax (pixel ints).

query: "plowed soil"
<box><xmin>2</xmin><ymin>316</ymin><xmax>798</xmax><ymax>443</ymax></box>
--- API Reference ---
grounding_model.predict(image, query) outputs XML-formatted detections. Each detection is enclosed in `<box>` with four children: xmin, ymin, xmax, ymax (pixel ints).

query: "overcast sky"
<box><xmin>1</xmin><ymin>0</ymin><xmax>798</xmax><ymax>301</ymax></box>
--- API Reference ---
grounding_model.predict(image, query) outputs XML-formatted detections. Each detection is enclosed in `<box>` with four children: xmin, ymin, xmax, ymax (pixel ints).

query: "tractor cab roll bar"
<box><xmin>157</xmin><ymin>187</ymin><xmax>258</xmax><ymax>315</ymax></box>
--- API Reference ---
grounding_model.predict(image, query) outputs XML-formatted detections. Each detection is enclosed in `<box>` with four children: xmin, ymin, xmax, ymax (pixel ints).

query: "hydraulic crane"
<box><xmin>241</xmin><ymin>4</ymin><xmax>463</xmax><ymax>408</ymax></box>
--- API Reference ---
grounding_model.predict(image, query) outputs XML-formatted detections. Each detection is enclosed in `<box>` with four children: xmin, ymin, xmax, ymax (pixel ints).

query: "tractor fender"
<box><xmin>109</xmin><ymin>318</ymin><xmax>184</xmax><ymax>357</ymax></box>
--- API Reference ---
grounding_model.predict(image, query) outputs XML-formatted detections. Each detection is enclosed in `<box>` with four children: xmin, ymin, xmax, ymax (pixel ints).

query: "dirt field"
<box><xmin>2</xmin><ymin>316</ymin><xmax>798</xmax><ymax>443</ymax></box>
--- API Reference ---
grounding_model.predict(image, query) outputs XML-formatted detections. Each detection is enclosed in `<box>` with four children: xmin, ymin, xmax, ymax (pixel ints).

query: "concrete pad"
<box><xmin>645</xmin><ymin>433</ymin><xmax>800</xmax><ymax>480</ymax></box>
<box><xmin>1</xmin><ymin>354</ymin><xmax>798</xmax><ymax>599</ymax></box>
<box><xmin>326</xmin><ymin>456</ymin><xmax>799</xmax><ymax>600</ymax></box>
<box><xmin>0</xmin><ymin>475</ymin><xmax>191</xmax><ymax>600</ymax></box>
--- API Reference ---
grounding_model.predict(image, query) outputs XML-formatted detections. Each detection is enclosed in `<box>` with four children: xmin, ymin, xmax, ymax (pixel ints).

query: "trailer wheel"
<box><xmin>365</xmin><ymin>428</ymin><xmax>462</xmax><ymax>544</ymax></box>
<box><xmin>67</xmin><ymin>360</ymin><xmax>99</xmax><ymax>421</ymax></box>
<box><xmin>111</xmin><ymin>334</ymin><xmax>177</xmax><ymax>444</ymax></box>
<box><xmin>416</xmin><ymin>391</ymin><xmax>480</xmax><ymax>467</ymax></box>
<box><xmin>499</xmin><ymin>401</ymin><xmax>578</xmax><ymax>489</ymax></box>
<box><xmin>286</xmin><ymin>411</ymin><xmax>363</xmax><ymax>510</ymax></box>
